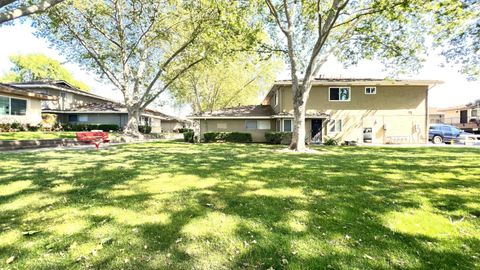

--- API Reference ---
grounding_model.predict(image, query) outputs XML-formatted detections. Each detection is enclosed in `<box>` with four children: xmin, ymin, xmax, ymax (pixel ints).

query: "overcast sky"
<box><xmin>0</xmin><ymin>22</ymin><xmax>479</xmax><ymax>116</ymax></box>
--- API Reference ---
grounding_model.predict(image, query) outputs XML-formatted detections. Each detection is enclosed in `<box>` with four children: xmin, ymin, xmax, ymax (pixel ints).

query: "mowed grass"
<box><xmin>0</xmin><ymin>142</ymin><xmax>479</xmax><ymax>269</ymax></box>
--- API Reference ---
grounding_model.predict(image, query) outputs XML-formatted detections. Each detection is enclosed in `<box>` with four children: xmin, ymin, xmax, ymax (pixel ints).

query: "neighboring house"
<box><xmin>189</xmin><ymin>78</ymin><xmax>441</xmax><ymax>144</ymax></box>
<box><xmin>9</xmin><ymin>80</ymin><xmax>185</xmax><ymax>132</ymax></box>
<box><xmin>437</xmin><ymin>104</ymin><xmax>480</xmax><ymax>125</ymax></box>
<box><xmin>0</xmin><ymin>83</ymin><xmax>55</xmax><ymax>125</ymax></box>
<box><xmin>429</xmin><ymin>107</ymin><xmax>445</xmax><ymax>124</ymax></box>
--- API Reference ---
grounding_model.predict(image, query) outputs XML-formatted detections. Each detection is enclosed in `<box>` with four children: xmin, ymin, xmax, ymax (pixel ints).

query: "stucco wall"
<box><xmin>199</xmin><ymin>119</ymin><xmax>276</xmax><ymax>142</ymax></box>
<box><xmin>276</xmin><ymin>85</ymin><xmax>428</xmax><ymax>144</ymax></box>
<box><xmin>31</xmin><ymin>88</ymin><xmax>108</xmax><ymax>110</ymax></box>
<box><xmin>0</xmin><ymin>94</ymin><xmax>42</xmax><ymax>125</ymax></box>
<box><xmin>161</xmin><ymin>120</ymin><xmax>183</xmax><ymax>133</ymax></box>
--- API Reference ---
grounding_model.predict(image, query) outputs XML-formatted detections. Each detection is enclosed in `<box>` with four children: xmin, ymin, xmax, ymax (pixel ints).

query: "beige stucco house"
<box><xmin>9</xmin><ymin>80</ymin><xmax>186</xmax><ymax>133</ymax></box>
<box><xmin>189</xmin><ymin>78</ymin><xmax>441</xmax><ymax>144</ymax></box>
<box><xmin>0</xmin><ymin>83</ymin><xmax>55</xmax><ymax>125</ymax></box>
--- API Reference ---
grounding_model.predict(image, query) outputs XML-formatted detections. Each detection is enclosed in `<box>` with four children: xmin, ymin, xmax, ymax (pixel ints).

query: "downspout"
<box><xmin>425</xmin><ymin>87</ymin><xmax>429</xmax><ymax>144</ymax></box>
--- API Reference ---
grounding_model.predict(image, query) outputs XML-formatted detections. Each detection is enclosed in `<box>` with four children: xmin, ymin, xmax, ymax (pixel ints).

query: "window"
<box><xmin>245</xmin><ymin>120</ymin><xmax>271</xmax><ymax>130</ymax></box>
<box><xmin>217</xmin><ymin>122</ymin><xmax>227</xmax><ymax>129</ymax></box>
<box><xmin>11</xmin><ymin>98</ymin><xmax>26</xmax><ymax>115</ymax></box>
<box><xmin>78</xmin><ymin>115</ymin><xmax>88</xmax><ymax>122</ymax></box>
<box><xmin>329</xmin><ymin>87</ymin><xmax>350</xmax><ymax>101</ymax></box>
<box><xmin>0</xmin><ymin>96</ymin><xmax>9</xmax><ymax>115</ymax></box>
<box><xmin>273</xmin><ymin>91</ymin><xmax>279</xmax><ymax>107</ymax></box>
<box><xmin>258</xmin><ymin>120</ymin><xmax>271</xmax><ymax>130</ymax></box>
<box><xmin>68</xmin><ymin>115</ymin><xmax>78</xmax><ymax>122</ymax></box>
<box><xmin>472</xmin><ymin>109</ymin><xmax>478</xmax><ymax>117</ymax></box>
<box><xmin>283</xmin><ymin>119</ymin><xmax>292</xmax><ymax>132</ymax></box>
<box><xmin>329</xmin><ymin>119</ymin><xmax>342</xmax><ymax>133</ymax></box>
<box><xmin>245</xmin><ymin>120</ymin><xmax>257</xmax><ymax>129</ymax></box>
<box><xmin>0</xmin><ymin>96</ymin><xmax>27</xmax><ymax>116</ymax></box>
<box><xmin>365</xmin><ymin>87</ymin><xmax>376</xmax><ymax>95</ymax></box>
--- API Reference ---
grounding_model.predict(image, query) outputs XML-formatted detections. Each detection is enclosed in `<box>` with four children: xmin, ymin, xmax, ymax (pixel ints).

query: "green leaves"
<box><xmin>0</xmin><ymin>53</ymin><xmax>90</xmax><ymax>91</ymax></box>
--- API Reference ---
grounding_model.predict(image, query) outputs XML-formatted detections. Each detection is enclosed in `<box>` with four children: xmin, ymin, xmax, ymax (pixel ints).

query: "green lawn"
<box><xmin>0</xmin><ymin>131</ymin><xmax>77</xmax><ymax>140</ymax></box>
<box><xmin>0</xmin><ymin>142</ymin><xmax>479</xmax><ymax>269</ymax></box>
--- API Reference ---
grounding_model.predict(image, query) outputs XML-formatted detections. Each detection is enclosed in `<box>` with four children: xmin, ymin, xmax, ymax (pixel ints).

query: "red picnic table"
<box><xmin>76</xmin><ymin>131</ymin><xmax>110</xmax><ymax>149</ymax></box>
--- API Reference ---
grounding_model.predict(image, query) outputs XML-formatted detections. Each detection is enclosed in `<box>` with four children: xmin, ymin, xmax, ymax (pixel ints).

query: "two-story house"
<box><xmin>9</xmin><ymin>80</ymin><xmax>187</xmax><ymax>132</ymax></box>
<box><xmin>189</xmin><ymin>78</ymin><xmax>441</xmax><ymax>144</ymax></box>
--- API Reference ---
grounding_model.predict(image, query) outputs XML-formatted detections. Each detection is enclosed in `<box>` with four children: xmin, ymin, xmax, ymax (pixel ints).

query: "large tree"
<box><xmin>0</xmin><ymin>0</ymin><xmax>64</xmax><ymax>24</ymax></box>
<box><xmin>170</xmin><ymin>54</ymin><xmax>281</xmax><ymax>114</ymax></box>
<box><xmin>0</xmin><ymin>53</ymin><xmax>90</xmax><ymax>90</ymax></box>
<box><xmin>34</xmin><ymin>0</ymin><xmax>262</xmax><ymax>137</ymax></box>
<box><xmin>263</xmin><ymin>0</ymin><xmax>430</xmax><ymax>151</ymax></box>
<box><xmin>431</xmin><ymin>0</ymin><xmax>480</xmax><ymax>80</ymax></box>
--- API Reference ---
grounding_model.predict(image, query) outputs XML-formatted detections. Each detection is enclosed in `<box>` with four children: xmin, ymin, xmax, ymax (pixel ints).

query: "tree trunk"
<box><xmin>289</xmin><ymin>87</ymin><xmax>307</xmax><ymax>151</ymax></box>
<box><xmin>123</xmin><ymin>106</ymin><xmax>143</xmax><ymax>138</ymax></box>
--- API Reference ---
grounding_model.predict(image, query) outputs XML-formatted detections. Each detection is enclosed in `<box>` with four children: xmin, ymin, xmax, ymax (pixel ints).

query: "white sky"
<box><xmin>1</xmin><ymin>22</ymin><xmax>479</xmax><ymax>116</ymax></box>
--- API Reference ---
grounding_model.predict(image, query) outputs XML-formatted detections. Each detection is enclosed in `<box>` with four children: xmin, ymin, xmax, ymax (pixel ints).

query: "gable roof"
<box><xmin>189</xmin><ymin>105</ymin><xmax>275</xmax><ymax>119</ymax></box>
<box><xmin>9</xmin><ymin>80</ymin><xmax>115</xmax><ymax>103</ymax></box>
<box><xmin>44</xmin><ymin>101</ymin><xmax>186</xmax><ymax>121</ymax></box>
<box><xmin>0</xmin><ymin>83</ymin><xmax>56</xmax><ymax>100</ymax></box>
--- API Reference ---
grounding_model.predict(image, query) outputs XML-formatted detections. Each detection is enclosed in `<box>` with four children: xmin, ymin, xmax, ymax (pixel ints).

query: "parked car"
<box><xmin>429</xmin><ymin>124</ymin><xmax>471</xmax><ymax>144</ymax></box>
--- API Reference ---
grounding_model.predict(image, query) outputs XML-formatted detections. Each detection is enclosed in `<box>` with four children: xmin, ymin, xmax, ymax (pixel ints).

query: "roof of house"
<box><xmin>189</xmin><ymin>105</ymin><xmax>276</xmax><ymax>119</ymax></box>
<box><xmin>9</xmin><ymin>80</ymin><xmax>116</xmax><ymax>103</ymax></box>
<box><xmin>0</xmin><ymin>83</ymin><xmax>56</xmax><ymax>100</ymax></box>
<box><xmin>44</xmin><ymin>102</ymin><xmax>185</xmax><ymax>121</ymax></box>
<box><xmin>437</xmin><ymin>104</ymin><xmax>480</xmax><ymax>111</ymax></box>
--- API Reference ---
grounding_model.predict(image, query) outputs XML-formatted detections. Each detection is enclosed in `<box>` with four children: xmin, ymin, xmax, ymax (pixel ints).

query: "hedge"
<box><xmin>203</xmin><ymin>132</ymin><xmax>252</xmax><ymax>143</ymax></box>
<box><xmin>0</xmin><ymin>123</ymin><xmax>41</xmax><ymax>132</ymax></box>
<box><xmin>62</xmin><ymin>123</ymin><xmax>120</xmax><ymax>132</ymax></box>
<box><xmin>138</xmin><ymin>125</ymin><xmax>152</xmax><ymax>134</ymax></box>
<box><xmin>178</xmin><ymin>128</ymin><xmax>193</xmax><ymax>133</ymax></box>
<box><xmin>265</xmin><ymin>132</ymin><xmax>292</xmax><ymax>144</ymax></box>
<box><xmin>183</xmin><ymin>131</ymin><xmax>194</xmax><ymax>143</ymax></box>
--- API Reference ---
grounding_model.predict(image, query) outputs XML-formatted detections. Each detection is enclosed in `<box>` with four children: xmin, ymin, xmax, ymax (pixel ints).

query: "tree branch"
<box><xmin>0</xmin><ymin>0</ymin><xmax>65</xmax><ymax>24</ymax></box>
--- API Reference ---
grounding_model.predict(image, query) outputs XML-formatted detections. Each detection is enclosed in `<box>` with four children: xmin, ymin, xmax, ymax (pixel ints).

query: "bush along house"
<box><xmin>188</xmin><ymin>78</ymin><xmax>441</xmax><ymax>144</ymax></box>
<box><xmin>8</xmin><ymin>80</ymin><xmax>187</xmax><ymax>132</ymax></box>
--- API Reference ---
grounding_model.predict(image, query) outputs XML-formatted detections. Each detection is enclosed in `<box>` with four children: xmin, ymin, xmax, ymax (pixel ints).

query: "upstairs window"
<box><xmin>274</xmin><ymin>91</ymin><xmax>279</xmax><ymax>107</ymax></box>
<box><xmin>329</xmin><ymin>87</ymin><xmax>350</xmax><ymax>101</ymax></box>
<box><xmin>365</xmin><ymin>87</ymin><xmax>376</xmax><ymax>95</ymax></box>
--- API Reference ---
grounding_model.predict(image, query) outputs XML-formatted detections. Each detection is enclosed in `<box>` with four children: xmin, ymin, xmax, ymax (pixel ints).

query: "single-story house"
<box><xmin>189</xmin><ymin>78</ymin><xmax>442</xmax><ymax>144</ymax></box>
<box><xmin>0</xmin><ymin>83</ymin><xmax>55</xmax><ymax>125</ymax></box>
<box><xmin>8</xmin><ymin>80</ymin><xmax>186</xmax><ymax>132</ymax></box>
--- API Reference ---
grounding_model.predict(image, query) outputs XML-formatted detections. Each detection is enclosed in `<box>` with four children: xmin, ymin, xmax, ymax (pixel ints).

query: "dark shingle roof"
<box><xmin>190</xmin><ymin>105</ymin><xmax>275</xmax><ymax>118</ymax></box>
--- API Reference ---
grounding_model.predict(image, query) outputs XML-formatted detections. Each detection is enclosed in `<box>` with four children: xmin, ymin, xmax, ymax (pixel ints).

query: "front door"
<box><xmin>460</xmin><ymin>110</ymin><xmax>468</xmax><ymax>124</ymax></box>
<box><xmin>311</xmin><ymin>119</ymin><xmax>322</xmax><ymax>141</ymax></box>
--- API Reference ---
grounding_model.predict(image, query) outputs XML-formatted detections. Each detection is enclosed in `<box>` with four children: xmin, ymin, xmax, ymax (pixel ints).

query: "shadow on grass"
<box><xmin>0</xmin><ymin>142</ymin><xmax>479</xmax><ymax>269</ymax></box>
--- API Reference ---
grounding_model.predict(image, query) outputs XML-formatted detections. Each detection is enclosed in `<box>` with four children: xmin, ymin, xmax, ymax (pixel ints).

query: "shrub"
<box><xmin>62</xmin><ymin>124</ymin><xmax>120</xmax><ymax>132</ymax></box>
<box><xmin>0</xmin><ymin>123</ymin><xmax>11</xmax><ymax>132</ymax></box>
<box><xmin>265</xmin><ymin>132</ymin><xmax>292</xmax><ymax>144</ymax></box>
<box><xmin>177</xmin><ymin>128</ymin><xmax>193</xmax><ymax>133</ymax></box>
<box><xmin>138</xmin><ymin>125</ymin><xmax>152</xmax><ymax>134</ymax></box>
<box><xmin>183</xmin><ymin>131</ymin><xmax>194</xmax><ymax>143</ymax></box>
<box><xmin>203</xmin><ymin>132</ymin><xmax>252</xmax><ymax>143</ymax></box>
<box><xmin>27</xmin><ymin>124</ymin><xmax>40</xmax><ymax>131</ymax></box>
<box><xmin>226</xmin><ymin>132</ymin><xmax>252</xmax><ymax>143</ymax></box>
<box><xmin>323</xmin><ymin>137</ymin><xmax>338</xmax><ymax>146</ymax></box>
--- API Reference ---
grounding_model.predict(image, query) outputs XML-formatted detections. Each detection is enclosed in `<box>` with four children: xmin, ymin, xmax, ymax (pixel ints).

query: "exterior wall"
<box><xmin>199</xmin><ymin>119</ymin><xmax>276</xmax><ymax>142</ymax></box>
<box><xmin>161</xmin><ymin>120</ymin><xmax>184</xmax><ymax>133</ymax></box>
<box><xmin>151</xmin><ymin>118</ymin><xmax>162</xmax><ymax>133</ymax></box>
<box><xmin>277</xmin><ymin>85</ymin><xmax>429</xmax><ymax>144</ymax></box>
<box><xmin>0</xmin><ymin>94</ymin><xmax>42</xmax><ymax>125</ymax></box>
<box><xmin>57</xmin><ymin>113</ymin><xmax>127</xmax><ymax>127</ymax></box>
<box><xmin>30</xmin><ymin>88</ymin><xmax>109</xmax><ymax>110</ymax></box>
